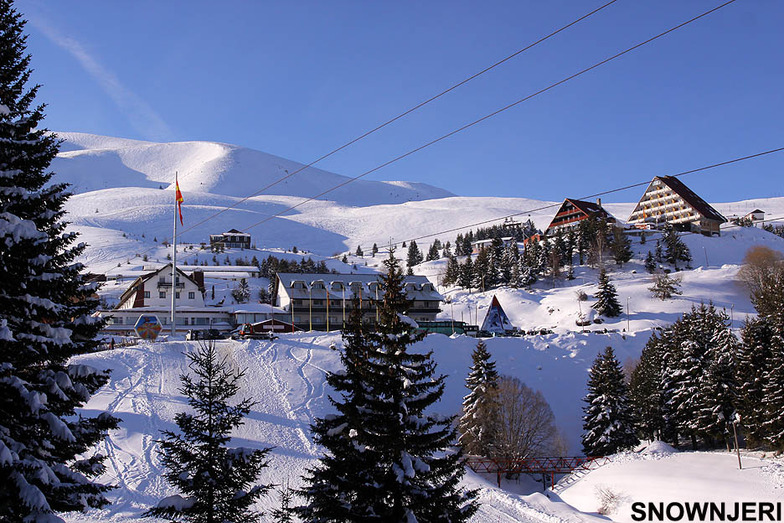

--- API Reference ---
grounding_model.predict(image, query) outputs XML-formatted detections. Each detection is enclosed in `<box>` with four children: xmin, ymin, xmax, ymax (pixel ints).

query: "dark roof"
<box><xmin>657</xmin><ymin>176</ymin><xmax>726</xmax><ymax>223</ymax></box>
<box><xmin>566</xmin><ymin>198</ymin><xmax>614</xmax><ymax>219</ymax></box>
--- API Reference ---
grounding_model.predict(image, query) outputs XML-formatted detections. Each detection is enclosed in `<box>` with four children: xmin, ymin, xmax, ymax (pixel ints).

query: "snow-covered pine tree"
<box><xmin>648</xmin><ymin>272</ymin><xmax>682</xmax><ymax>300</ymax></box>
<box><xmin>426</xmin><ymin>242</ymin><xmax>440</xmax><ymax>262</ymax></box>
<box><xmin>629</xmin><ymin>333</ymin><xmax>669</xmax><ymax>442</ymax></box>
<box><xmin>0</xmin><ymin>4</ymin><xmax>120</xmax><ymax>520</ymax></box>
<box><xmin>611</xmin><ymin>226</ymin><xmax>633</xmax><ymax>266</ymax></box>
<box><xmin>458</xmin><ymin>255</ymin><xmax>473</xmax><ymax>290</ymax></box>
<box><xmin>581</xmin><ymin>347</ymin><xmax>639</xmax><ymax>456</ymax></box>
<box><xmin>737</xmin><ymin>317</ymin><xmax>775</xmax><ymax>446</ymax></box>
<box><xmin>405</xmin><ymin>240</ymin><xmax>423</xmax><ymax>272</ymax></box>
<box><xmin>695</xmin><ymin>313</ymin><xmax>738</xmax><ymax>449</ymax></box>
<box><xmin>472</xmin><ymin>248</ymin><xmax>490</xmax><ymax>291</ymax></box>
<box><xmin>661</xmin><ymin>224</ymin><xmax>691</xmax><ymax>270</ymax></box>
<box><xmin>297</xmin><ymin>303</ymin><xmax>381</xmax><ymax>522</ymax></box>
<box><xmin>231</xmin><ymin>277</ymin><xmax>251</xmax><ymax>303</ymax></box>
<box><xmin>442</xmin><ymin>253</ymin><xmax>460</xmax><ymax>287</ymax></box>
<box><xmin>458</xmin><ymin>341</ymin><xmax>500</xmax><ymax>457</ymax></box>
<box><xmin>593</xmin><ymin>269</ymin><xmax>622</xmax><ymax>317</ymax></box>
<box><xmin>760</xmin><ymin>333</ymin><xmax>784</xmax><ymax>450</ymax></box>
<box><xmin>146</xmin><ymin>342</ymin><xmax>271</xmax><ymax>522</ymax></box>
<box><xmin>313</xmin><ymin>252</ymin><xmax>478</xmax><ymax>521</ymax></box>
<box><xmin>644</xmin><ymin>251</ymin><xmax>656</xmax><ymax>273</ymax></box>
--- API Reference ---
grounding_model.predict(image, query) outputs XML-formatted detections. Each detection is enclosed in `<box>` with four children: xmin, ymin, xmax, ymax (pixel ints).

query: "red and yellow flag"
<box><xmin>175</xmin><ymin>176</ymin><xmax>184</xmax><ymax>226</ymax></box>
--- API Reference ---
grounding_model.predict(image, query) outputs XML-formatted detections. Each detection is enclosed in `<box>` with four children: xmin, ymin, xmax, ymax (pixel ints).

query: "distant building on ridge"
<box><xmin>210</xmin><ymin>229</ymin><xmax>251</xmax><ymax>250</ymax></box>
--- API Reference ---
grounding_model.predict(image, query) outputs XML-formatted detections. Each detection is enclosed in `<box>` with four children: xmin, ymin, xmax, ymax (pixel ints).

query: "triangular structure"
<box><xmin>480</xmin><ymin>296</ymin><xmax>514</xmax><ymax>334</ymax></box>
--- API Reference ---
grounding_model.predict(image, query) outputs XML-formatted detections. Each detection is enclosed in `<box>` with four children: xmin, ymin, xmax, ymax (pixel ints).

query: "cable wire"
<box><xmin>239</xmin><ymin>0</ymin><xmax>739</xmax><ymax>235</ymax></box>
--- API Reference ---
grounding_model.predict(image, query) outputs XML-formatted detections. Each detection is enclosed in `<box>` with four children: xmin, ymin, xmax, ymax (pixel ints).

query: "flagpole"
<box><xmin>170</xmin><ymin>172</ymin><xmax>178</xmax><ymax>337</ymax></box>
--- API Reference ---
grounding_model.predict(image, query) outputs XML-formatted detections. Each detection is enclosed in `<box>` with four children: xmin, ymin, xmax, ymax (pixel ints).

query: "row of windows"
<box><xmin>144</xmin><ymin>291</ymin><xmax>196</xmax><ymax>300</ymax></box>
<box><xmin>111</xmin><ymin>316</ymin><xmax>211</xmax><ymax>326</ymax></box>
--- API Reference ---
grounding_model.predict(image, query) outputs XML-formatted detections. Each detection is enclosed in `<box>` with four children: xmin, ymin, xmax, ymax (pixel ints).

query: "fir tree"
<box><xmin>406</xmin><ymin>240</ymin><xmax>423</xmax><ymax>272</ymax></box>
<box><xmin>458</xmin><ymin>256</ymin><xmax>473</xmax><ymax>290</ymax></box>
<box><xmin>371</xmin><ymin>243</ymin><xmax>378</xmax><ymax>257</ymax></box>
<box><xmin>629</xmin><ymin>333</ymin><xmax>670</xmax><ymax>442</ymax></box>
<box><xmin>425</xmin><ymin>242</ymin><xmax>440</xmax><ymax>262</ymax></box>
<box><xmin>661</xmin><ymin>225</ymin><xmax>691</xmax><ymax>270</ymax></box>
<box><xmin>593</xmin><ymin>269</ymin><xmax>622</xmax><ymax>317</ymax></box>
<box><xmin>146</xmin><ymin>342</ymin><xmax>271</xmax><ymax>522</ymax></box>
<box><xmin>231</xmin><ymin>278</ymin><xmax>251</xmax><ymax>304</ymax></box>
<box><xmin>297</xmin><ymin>304</ymin><xmax>379</xmax><ymax>521</ymax></box>
<box><xmin>442</xmin><ymin>254</ymin><xmax>460</xmax><ymax>287</ymax></box>
<box><xmin>649</xmin><ymin>272</ymin><xmax>683</xmax><ymax>300</ymax></box>
<box><xmin>355</xmin><ymin>245</ymin><xmax>363</xmax><ymax>257</ymax></box>
<box><xmin>644</xmin><ymin>251</ymin><xmax>656</xmax><ymax>273</ymax></box>
<box><xmin>760</xmin><ymin>333</ymin><xmax>784</xmax><ymax>450</ymax></box>
<box><xmin>737</xmin><ymin>318</ymin><xmax>775</xmax><ymax>446</ymax></box>
<box><xmin>458</xmin><ymin>341</ymin><xmax>500</xmax><ymax>457</ymax></box>
<box><xmin>0</xmin><ymin>4</ymin><xmax>120</xmax><ymax>520</ymax></box>
<box><xmin>301</xmin><ymin>253</ymin><xmax>478</xmax><ymax>521</ymax></box>
<box><xmin>581</xmin><ymin>347</ymin><xmax>639</xmax><ymax>455</ymax></box>
<box><xmin>611</xmin><ymin>227</ymin><xmax>633</xmax><ymax>266</ymax></box>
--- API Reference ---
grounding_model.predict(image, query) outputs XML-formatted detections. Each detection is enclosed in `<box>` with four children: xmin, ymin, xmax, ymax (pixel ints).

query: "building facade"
<box><xmin>275</xmin><ymin>272</ymin><xmax>443</xmax><ymax>331</ymax></box>
<box><xmin>209</xmin><ymin>228</ymin><xmax>251</xmax><ymax>250</ymax></box>
<box><xmin>545</xmin><ymin>198</ymin><xmax>616</xmax><ymax>236</ymax></box>
<box><xmin>627</xmin><ymin>176</ymin><xmax>726</xmax><ymax>236</ymax></box>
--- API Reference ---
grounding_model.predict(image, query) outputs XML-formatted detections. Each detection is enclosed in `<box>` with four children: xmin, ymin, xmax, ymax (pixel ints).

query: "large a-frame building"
<box><xmin>544</xmin><ymin>198</ymin><xmax>616</xmax><ymax>236</ymax></box>
<box><xmin>627</xmin><ymin>176</ymin><xmax>726</xmax><ymax>236</ymax></box>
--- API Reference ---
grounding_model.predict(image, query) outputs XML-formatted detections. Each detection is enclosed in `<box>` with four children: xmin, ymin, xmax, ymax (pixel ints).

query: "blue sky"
<box><xmin>17</xmin><ymin>0</ymin><xmax>784</xmax><ymax>203</ymax></box>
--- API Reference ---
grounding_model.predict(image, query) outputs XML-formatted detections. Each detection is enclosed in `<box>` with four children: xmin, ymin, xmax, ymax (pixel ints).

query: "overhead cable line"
<box><xmin>169</xmin><ymin>0</ymin><xmax>621</xmax><ymax>238</ymax></box>
<box><xmin>239</xmin><ymin>0</ymin><xmax>739</xmax><ymax>235</ymax></box>
<box><xmin>354</xmin><ymin>145</ymin><xmax>784</xmax><ymax>254</ymax></box>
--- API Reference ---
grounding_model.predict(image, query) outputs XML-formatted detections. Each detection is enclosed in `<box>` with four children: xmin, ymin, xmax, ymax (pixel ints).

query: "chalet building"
<box><xmin>275</xmin><ymin>272</ymin><xmax>443</xmax><ymax>331</ymax></box>
<box><xmin>743</xmin><ymin>209</ymin><xmax>765</xmax><ymax>224</ymax></box>
<box><xmin>470</xmin><ymin>237</ymin><xmax>516</xmax><ymax>255</ymax></box>
<box><xmin>627</xmin><ymin>176</ymin><xmax>727</xmax><ymax>236</ymax></box>
<box><xmin>98</xmin><ymin>264</ymin><xmax>231</xmax><ymax>335</ymax></box>
<box><xmin>544</xmin><ymin>198</ymin><xmax>616</xmax><ymax>236</ymax></box>
<box><xmin>209</xmin><ymin>229</ymin><xmax>251</xmax><ymax>250</ymax></box>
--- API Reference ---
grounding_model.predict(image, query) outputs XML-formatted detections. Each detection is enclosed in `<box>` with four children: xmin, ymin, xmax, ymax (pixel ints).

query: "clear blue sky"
<box><xmin>16</xmin><ymin>0</ymin><xmax>784</xmax><ymax>203</ymax></box>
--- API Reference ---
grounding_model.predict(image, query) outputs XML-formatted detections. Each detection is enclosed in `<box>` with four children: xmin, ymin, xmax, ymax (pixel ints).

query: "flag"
<box><xmin>175</xmin><ymin>176</ymin><xmax>184</xmax><ymax>226</ymax></box>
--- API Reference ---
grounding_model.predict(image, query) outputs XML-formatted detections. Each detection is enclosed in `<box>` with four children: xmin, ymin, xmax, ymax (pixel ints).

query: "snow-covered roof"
<box><xmin>276</xmin><ymin>272</ymin><xmax>442</xmax><ymax>302</ymax></box>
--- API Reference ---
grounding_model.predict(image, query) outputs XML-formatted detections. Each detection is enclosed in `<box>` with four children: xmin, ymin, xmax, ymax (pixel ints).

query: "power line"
<box><xmin>174</xmin><ymin>0</ymin><xmax>621</xmax><ymax>238</ymax></box>
<box><xmin>239</xmin><ymin>0</ymin><xmax>739</xmax><ymax>234</ymax></box>
<box><xmin>355</xmin><ymin>145</ymin><xmax>784</xmax><ymax>254</ymax></box>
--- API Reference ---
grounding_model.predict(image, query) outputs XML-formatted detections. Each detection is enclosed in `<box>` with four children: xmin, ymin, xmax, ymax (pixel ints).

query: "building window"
<box><xmin>159</xmin><ymin>291</ymin><xmax>166</xmax><ymax>299</ymax></box>
<box><xmin>188</xmin><ymin>292</ymin><xmax>195</xmax><ymax>300</ymax></box>
<box><xmin>111</xmin><ymin>317</ymin><xmax>123</xmax><ymax>324</ymax></box>
<box><xmin>144</xmin><ymin>291</ymin><xmax>150</xmax><ymax>299</ymax></box>
<box><xmin>176</xmin><ymin>292</ymin><xmax>180</xmax><ymax>299</ymax></box>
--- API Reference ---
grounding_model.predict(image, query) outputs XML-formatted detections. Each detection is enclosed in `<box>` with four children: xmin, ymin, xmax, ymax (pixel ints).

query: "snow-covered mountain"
<box><xmin>54</xmin><ymin>132</ymin><xmax>784</xmax><ymax>275</ymax></box>
<box><xmin>53</xmin><ymin>132</ymin><xmax>784</xmax><ymax>522</ymax></box>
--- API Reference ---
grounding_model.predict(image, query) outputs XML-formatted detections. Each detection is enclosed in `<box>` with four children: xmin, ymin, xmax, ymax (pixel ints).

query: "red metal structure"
<box><xmin>464</xmin><ymin>456</ymin><xmax>608</xmax><ymax>489</ymax></box>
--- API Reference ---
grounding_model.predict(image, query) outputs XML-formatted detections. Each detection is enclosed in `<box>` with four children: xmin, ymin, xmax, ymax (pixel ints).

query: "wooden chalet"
<box><xmin>627</xmin><ymin>176</ymin><xmax>727</xmax><ymax>236</ymax></box>
<box><xmin>544</xmin><ymin>198</ymin><xmax>615</xmax><ymax>236</ymax></box>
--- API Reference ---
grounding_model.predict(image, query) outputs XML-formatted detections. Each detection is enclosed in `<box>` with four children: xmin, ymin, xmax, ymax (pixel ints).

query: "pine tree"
<box><xmin>649</xmin><ymin>272</ymin><xmax>683</xmax><ymax>300</ymax></box>
<box><xmin>458</xmin><ymin>341</ymin><xmax>500</xmax><ymax>457</ymax></box>
<box><xmin>737</xmin><ymin>318</ymin><xmax>775</xmax><ymax>446</ymax></box>
<box><xmin>629</xmin><ymin>333</ymin><xmax>670</xmax><ymax>442</ymax></box>
<box><xmin>355</xmin><ymin>245</ymin><xmax>364</xmax><ymax>257</ymax></box>
<box><xmin>581</xmin><ymin>347</ymin><xmax>639</xmax><ymax>455</ymax></box>
<box><xmin>611</xmin><ymin>227</ymin><xmax>633</xmax><ymax>266</ymax></box>
<box><xmin>442</xmin><ymin>254</ymin><xmax>460</xmax><ymax>287</ymax></box>
<box><xmin>661</xmin><ymin>225</ymin><xmax>692</xmax><ymax>270</ymax></box>
<box><xmin>644</xmin><ymin>251</ymin><xmax>656</xmax><ymax>273</ymax></box>
<box><xmin>146</xmin><ymin>342</ymin><xmax>271</xmax><ymax>522</ymax></box>
<box><xmin>593</xmin><ymin>269</ymin><xmax>622</xmax><ymax>317</ymax></box>
<box><xmin>406</xmin><ymin>240</ymin><xmax>423</xmax><ymax>272</ymax></box>
<box><xmin>458</xmin><ymin>256</ymin><xmax>473</xmax><ymax>290</ymax></box>
<box><xmin>760</xmin><ymin>333</ymin><xmax>784</xmax><ymax>450</ymax></box>
<box><xmin>0</xmin><ymin>4</ymin><xmax>120</xmax><ymax>520</ymax></box>
<box><xmin>425</xmin><ymin>242</ymin><xmax>440</xmax><ymax>262</ymax></box>
<box><xmin>371</xmin><ymin>243</ymin><xmax>378</xmax><ymax>257</ymax></box>
<box><xmin>297</xmin><ymin>304</ymin><xmax>380</xmax><ymax>521</ymax></box>
<box><xmin>301</xmin><ymin>253</ymin><xmax>478</xmax><ymax>521</ymax></box>
<box><xmin>231</xmin><ymin>278</ymin><xmax>251</xmax><ymax>303</ymax></box>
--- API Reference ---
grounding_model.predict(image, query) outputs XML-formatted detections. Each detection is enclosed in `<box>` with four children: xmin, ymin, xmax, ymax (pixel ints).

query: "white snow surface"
<box><xmin>48</xmin><ymin>132</ymin><xmax>784</xmax><ymax>521</ymax></box>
